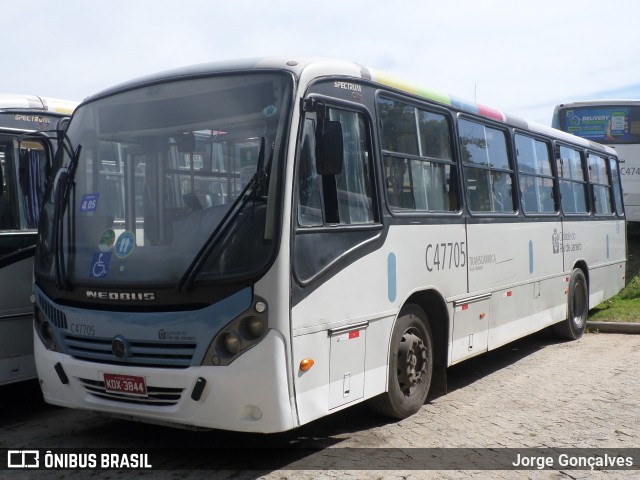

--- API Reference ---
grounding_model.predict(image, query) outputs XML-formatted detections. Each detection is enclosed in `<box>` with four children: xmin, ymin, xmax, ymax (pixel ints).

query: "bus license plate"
<box><xmin>103</xmin><ymin>373</ymin><xmax>147</xmax><ymax>397</ymax></box>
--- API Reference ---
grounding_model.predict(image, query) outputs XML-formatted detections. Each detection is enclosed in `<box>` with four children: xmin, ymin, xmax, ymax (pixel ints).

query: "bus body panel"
<box><xmin>614</xmin><ymin>143</ymin><xmax>640</xmax><ymax>219</ymax></box>
<box><xmin>292</xmin><ymin>224</ymin><xmax>465</xmax><ymax>425</ymax></box>
<box><xmin>465</xmin><ymin>220</ymin><xmax>565</xmax><ymax>352</ymax></box>
<box><xmin>0</xmin><ymin>315</ymin><xmax>36</xmax><ymax>385</ymax></box>
<box><xmin>35</xmin><ymin>329</ymin><xmax>296</xmax><ymax>433</ymax></box>
<box><xmin>0</xmin><ymin>251</ymin><xmax>34</xmax><ymax>384</ymax></box>
<box><xmin>561</xmin><ymin>219</ymin><xmax>626</xmax><ymax>307</ymax></box>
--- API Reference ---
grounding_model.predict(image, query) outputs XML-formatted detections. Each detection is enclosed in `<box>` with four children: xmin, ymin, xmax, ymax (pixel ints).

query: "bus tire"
<box><xmin>554</xmin><ymin>268</ymin><xmax>589</xmax><ymax>340</ymax></box>
<box><xmin>369</xmin><ymin>304</ymin><xmax>433</xmax><ymax>419</ymax></box>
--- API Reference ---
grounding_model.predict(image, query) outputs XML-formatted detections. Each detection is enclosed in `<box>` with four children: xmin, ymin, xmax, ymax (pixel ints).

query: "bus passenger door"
<box><xmin>291</xmin><ymin>99</ymin><xmax>383</xmax><ymax>425</ymax></box>
<box><xmin>0</xmin><ymin>136</ymin><xmax>51</xmax><ymax>383</ymax></box>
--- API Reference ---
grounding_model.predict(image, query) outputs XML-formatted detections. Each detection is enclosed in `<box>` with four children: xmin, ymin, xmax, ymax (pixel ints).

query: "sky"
<box><xmin>4</xmin><ymin>0</ymin><xmax>640</xmax><ymax>125</ymax></box>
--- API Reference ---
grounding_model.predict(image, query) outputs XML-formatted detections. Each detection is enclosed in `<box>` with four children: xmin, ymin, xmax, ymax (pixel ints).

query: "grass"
<box><xmin>588</xmin><ymin>236</ymin><xmax>640</xmax><ymax>323</ymax></box>
<box><xmin>589</xmin><ymin>277</ymin><xmax>640</xmax><ymax>322</ymax></box>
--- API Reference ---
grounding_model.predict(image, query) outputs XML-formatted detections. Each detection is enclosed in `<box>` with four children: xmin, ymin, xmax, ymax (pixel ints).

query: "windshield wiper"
<box><xmin>176</xmin><ymin>137</ymin><xmax>268</xmax><ymax>294</ymax></box>
<box><xmin>53</xmin><ymin>142</ymin><xmax>81</xmax><ymax>290</ymax></box>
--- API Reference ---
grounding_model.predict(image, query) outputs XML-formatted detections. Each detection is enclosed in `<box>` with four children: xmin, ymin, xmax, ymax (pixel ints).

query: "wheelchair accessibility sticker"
<box><xmin>90</xmin><ymin>252</ymin><xmax>112</xmax><ymax>278</ymax></box>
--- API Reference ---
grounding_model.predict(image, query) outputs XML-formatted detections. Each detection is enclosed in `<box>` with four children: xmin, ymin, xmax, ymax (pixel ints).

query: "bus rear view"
<box><xmin>553</xmin><ymin>100</ymin><xmax>640</xmax><ymax>224</ymax></box>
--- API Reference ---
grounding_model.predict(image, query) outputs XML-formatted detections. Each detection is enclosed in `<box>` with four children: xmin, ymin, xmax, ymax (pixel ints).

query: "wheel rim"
<box><xmin>572</xmin><ymin>281</ymin><xmax>587</xmax><ymax>328</ymax></box>
<box><xmin>396</xmin><ymin>328</ymin><xmax>428</xmax><ymax>396</ymax></box>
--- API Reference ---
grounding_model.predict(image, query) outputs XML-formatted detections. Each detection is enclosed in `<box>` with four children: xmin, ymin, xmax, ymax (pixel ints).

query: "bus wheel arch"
<box><xmin>403</xmin><ymin>289</ymin><xmax>448</xmax><ymax>396</ymax></box>
<box><xmin>574</xmin><ymin>260</ymin><xmax>589</xmax><ymax>289</ymax></box>
<box><xmin>554</xmin><ymin>265</ymin><xmax>589</xmax><ymax>340</ymax></box>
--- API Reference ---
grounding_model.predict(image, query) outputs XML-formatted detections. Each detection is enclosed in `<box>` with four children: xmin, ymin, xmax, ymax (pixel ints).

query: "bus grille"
<box><xmin>62</xmin><ymin>334</ymin><xmax>197</xmax><ymax>368</ymax></box>
<box><xmin>78</xmin><ymin>378</ymin><xmax>184</xmax><ymax>406</ymax></box>
<box><xmin>38</xmin><ymin>294</ymin><xmax>68</xmax><ymax>329</ymax></box>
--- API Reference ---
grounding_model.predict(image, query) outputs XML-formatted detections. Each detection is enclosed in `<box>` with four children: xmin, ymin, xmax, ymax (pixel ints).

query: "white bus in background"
<box><xmin>0</xmin><ymin>94</ymin><xmax>77</xmax><ymax>385</ymax></box>
<box><xmin>553</xmin><ymin>100</ymin><xmax>640</xmax><ymax>225</ymax></box>
<box><xmin>33</xmin><ymin>58</ymin><xmax>625</xmax><ymax>432</ymax></box>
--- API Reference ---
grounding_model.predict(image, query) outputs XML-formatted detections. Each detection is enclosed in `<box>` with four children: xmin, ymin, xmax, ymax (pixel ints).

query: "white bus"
<box><xmin>33</xmin><ymin>58</ymin><xmax>625</xmax><ymax>432</ymax></box>
<box><xmin>0</xmin><ymin>94</ymin><xmax>77</xmax><ymax>385</ymax></box>
<box><xmin>552</xmin><ymin>100</ymin><xmax>640</xmax><ymax>224</ymax></box>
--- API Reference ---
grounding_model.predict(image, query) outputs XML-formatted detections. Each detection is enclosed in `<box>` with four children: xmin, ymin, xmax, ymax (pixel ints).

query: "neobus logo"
<box><xmin>85</xmin><ymin>291</ymin><xmax>156</xmax><ymax>301</ymax></box>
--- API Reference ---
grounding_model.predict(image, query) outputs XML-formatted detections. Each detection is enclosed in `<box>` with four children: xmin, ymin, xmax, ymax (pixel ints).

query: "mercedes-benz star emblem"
<box><xmin>111</xmin><ymin>336</ymin><xmax>129</xmax><ymax>359</ymax></box>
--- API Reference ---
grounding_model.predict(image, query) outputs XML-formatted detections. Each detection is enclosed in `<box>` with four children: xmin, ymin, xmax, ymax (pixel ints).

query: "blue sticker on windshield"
<box><xmin>80</xmin><ymin>193</ymin><xmax>99</xmax><ymax>212</ymax></box>
<box><xmin>263</xmin><ymin>105</ymin><xmax>278</xmax><ymax>117</ymax></box>
<box><xmin>90</xmin><ymin>252</ymin><xmax>111</xmax><ymax>278</ymax></box>
<box><xmin>114</xmin><ymin>231</ymin><xmax>136</xmax><ymax>258</ymax></box>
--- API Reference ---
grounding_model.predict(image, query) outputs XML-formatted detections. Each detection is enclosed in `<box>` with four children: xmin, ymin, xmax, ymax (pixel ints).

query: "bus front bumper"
<box><xmin>35</xmin><ymin>329</ymin><xmax>297</xmax><ymax>433</ymax></box>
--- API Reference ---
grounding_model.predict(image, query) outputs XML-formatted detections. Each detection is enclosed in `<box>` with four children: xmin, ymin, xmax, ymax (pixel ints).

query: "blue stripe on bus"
<box><xmin>529</xmin><ymin>240</ymin><xmax>534</xmax><ymax>274</ymax></box>
<box><xmin>450</xmin><ymin>96</ymin><xmax>479</xmax><ymax>115</ymax></box>
<box><xmin>607</xmin><ymin>234</ymin><xmax>610</xmax><ymax>259</ymax></box>
<box><xmin>388</xmin><ymin>253</ymin><xmax>397</xmax><ymax>303</ymax></box>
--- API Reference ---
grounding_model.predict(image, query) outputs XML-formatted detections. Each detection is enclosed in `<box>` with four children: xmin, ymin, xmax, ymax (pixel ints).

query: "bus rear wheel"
<box><xmin>369</xmin><ymin>304</ymin><xmax>433</xmax><ymax>419</ymax></box>
<box><xmin>554</xmin><ymin>268</ymin><xmax>589</xmax><ymax>340</ymax></box>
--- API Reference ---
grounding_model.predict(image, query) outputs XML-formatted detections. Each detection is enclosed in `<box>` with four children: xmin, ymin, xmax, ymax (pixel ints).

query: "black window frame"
<box><xmin>458</xmin><ymin>115</ymin><xmax>516</xmax><ymax>216</ymax></box>
<box><xmin>609</xmin><ymin>156</ymin><xmax>625</xmax><ymax>217</ymax></box>
<box><xmin>586</xmin><ymin>150</ymin><xmax>615</xmax><ymax>217</ymax></box>
<box><xmin>294</xmin><ymin>95</ymin><xmax>381</xmax><ymax>232</ymax></box>
<box><xmin>555</xmin><ymin>142</ymin><xmax>590</xmax><ymax>216</ymax></box>
<box><xmin>513</xmin><ymin>131</ymin><xmax>559</xmax><ymax>217</ymax></box>
<box><xmin>375</xmin><ymin>93</ymin><xmax>461</xmax><ymax>218</ymax></box>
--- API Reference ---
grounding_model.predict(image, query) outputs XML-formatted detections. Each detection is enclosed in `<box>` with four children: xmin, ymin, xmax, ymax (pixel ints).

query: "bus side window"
<box><xmin>377</xmin><ymin>97</ymin><xmax>458</xmax><ymax>213</ymax></box>
<box><xmin>18</xmin><ymin>142</ymin><xmax>48</xmax><ymax>229</ymax></box>
<box><xmin>557</xmin><ymin>145</ymin><xmax>589</xmax><ymax>214</ymax></box>
<box><xmin>609</xmin><ymin>157</ymin><xmax>624</xmax><ymax>215</ymax></box>
<box><xmin>296</xmin><ymin>109</ymin><xmax>376</xmax><ymax>227</ymax></box>
<box><xmin>297</xmin><ymin>118</ymin><xmax>323</xmax><ymax>227</ymax></box>
<box><xmin>328</xmin><ymin>109</ymin><xmax>376</xmax><ymax>225</ymax></box>
<box><xmin>459</xmin><ymin>119</ymin><xmax>514</xmax><ymax>213</ymax></box>
<box><xmin>588</xmin><ymin>153</ymin><xmax>613</xmax><ymax>215</ymax></box>
<box><xmin>515</xmin><ymin>134</ymin><xmax>556</xmax><ymax>214</ymax></box>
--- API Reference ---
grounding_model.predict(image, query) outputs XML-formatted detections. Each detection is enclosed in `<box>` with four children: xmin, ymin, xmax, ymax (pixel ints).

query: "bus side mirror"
<box><xmin>316</xmin><ymin>119</ymin><xmax>343</xmax><ymax>176</ymax></box>
<box><xmin>57</xmin><ymin>117</ymin><xmax>71</xmax><ymax>141</ymax></box>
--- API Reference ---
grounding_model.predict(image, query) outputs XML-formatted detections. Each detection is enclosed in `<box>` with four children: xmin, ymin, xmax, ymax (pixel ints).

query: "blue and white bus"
<box><xmin>33</xmin><ymin>58</ymin><xmax>625</xmax><ymax>432</ymax></box>
<box><xmin>553</xmin><ymin>100</ymin><xmax>640</xmax><ymax>224</ymax></box>
<box><xmin>0</xmin><ymin>94</ymin><xmax>76</xmax><ymax>385</ymax></box>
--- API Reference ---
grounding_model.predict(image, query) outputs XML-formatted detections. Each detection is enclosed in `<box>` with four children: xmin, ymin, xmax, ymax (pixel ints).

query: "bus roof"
<box><xmin>81</xmin><ymin>57</ymin><xmax>617</xmax><ymax>156</ymax></box>
<box><xmin>0</xmin><ymin>93</ymin><xmax>78</xmax><ymax>115</ymax></box>
<box><xmin>556</xmin><ymin>99</ymin><xmax>640</xmax><ymax>108</ymax></box>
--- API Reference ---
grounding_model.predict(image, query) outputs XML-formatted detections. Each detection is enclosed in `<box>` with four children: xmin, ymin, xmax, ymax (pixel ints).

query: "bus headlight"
<box><xmin>244</xmin><ymin>316</ymin><xmax>266</xmax><ymax>338</ymax></box>
<box><xmin>223</xmin><ymin>333</ymin><xmax>241</xmax><ymax>354</ymax></box>
<box><xmin>202</xmin><ymin>296</ymin><xmax>269</xmax><ymax>366</ymax></box>
<box><xmin>33</xmin><ymin>305</ymin><xmax>59</xmax><ymax>352</ymax></box>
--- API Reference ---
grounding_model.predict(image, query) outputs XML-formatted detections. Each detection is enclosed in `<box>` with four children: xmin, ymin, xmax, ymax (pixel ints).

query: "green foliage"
<box><xmin>589</xmin><ymin>275</ymin><xmax>640</xmax><ymax>322</ymax></box>
<box><xmin>619</xmin><ymin>276</ymin><xmax>640</xmax><ymax>300</ymax></box>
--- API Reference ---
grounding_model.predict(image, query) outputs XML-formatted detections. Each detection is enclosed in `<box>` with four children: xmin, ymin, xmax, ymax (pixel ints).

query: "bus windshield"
<box><xmin>35</xmin><ymin>73</ymin><xmax>292</xmax><ymax>288</ymax></box>
<box><xmin>558</xmin><ymin>105</ymin><xmax>640</xmax><ymax>145</ymax></box>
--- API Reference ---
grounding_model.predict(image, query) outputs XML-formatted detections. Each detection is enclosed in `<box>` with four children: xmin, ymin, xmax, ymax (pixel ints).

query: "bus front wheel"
<box><xmin>554</xmin><ymin>268</ymin><xmax>589</xmax><ymax>340</ymax></box>
<box><xmin>369</xmin><ymin>304</ymin><xmax>433</xmax><ymax>419</ymax></box>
